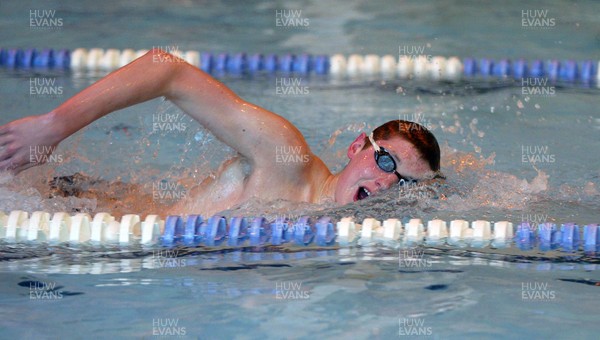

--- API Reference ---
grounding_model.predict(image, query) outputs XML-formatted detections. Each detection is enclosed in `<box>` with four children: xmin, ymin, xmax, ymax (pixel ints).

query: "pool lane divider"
<box><xmin>0</xmin><ymin>47</ymin><xmax>598</xmax><ymax>84</ymax></box>
<box><xmin>0</xmin><ymin>210</ymin><xmax>598</xmax><ymax>252</ymax></box>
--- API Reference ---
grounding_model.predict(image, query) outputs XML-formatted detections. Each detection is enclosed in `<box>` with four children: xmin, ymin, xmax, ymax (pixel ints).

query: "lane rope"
<box><xmin>0</xmin><ymin>47</ymin><xmax>598</xmax><ymax>83</ymax></box>
<box><xmin>0</xmin><ymin>210</ymin><xmax>598</xmax><ymax>252</ymax></box>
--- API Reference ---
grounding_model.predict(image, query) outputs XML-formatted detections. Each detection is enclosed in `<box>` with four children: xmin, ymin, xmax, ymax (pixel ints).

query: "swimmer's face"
<box><xmin>335</xmin><ymin>132</ymin><xmax>434</xmax><ymax>204</ymax></box>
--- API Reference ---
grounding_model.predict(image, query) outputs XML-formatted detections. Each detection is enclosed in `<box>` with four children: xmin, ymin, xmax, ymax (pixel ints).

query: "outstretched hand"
<box><xmin>0</xmin><ymin>113</ymin><xmax>61</xmax><ymax>174</ymax></box>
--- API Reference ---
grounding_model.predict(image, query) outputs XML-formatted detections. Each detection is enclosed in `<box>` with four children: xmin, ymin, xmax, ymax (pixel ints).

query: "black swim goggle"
<box><xmin>368</xmin><ymin>132</ymin><xmax>416</xmax><ymax>185</ymax></box>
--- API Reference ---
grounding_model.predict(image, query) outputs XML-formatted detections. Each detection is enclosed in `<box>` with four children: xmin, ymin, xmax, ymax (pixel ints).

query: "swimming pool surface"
<box><xmin>1</xmin><ymin>0</ymin><xmax>600</xmax><ymax>339</ymax></box>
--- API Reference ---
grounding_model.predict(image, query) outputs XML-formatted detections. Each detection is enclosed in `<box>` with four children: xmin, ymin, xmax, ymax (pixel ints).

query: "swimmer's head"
<box><xmin>334</xmin><ymin>120</ymin><xmax>442</xmax><ymax>204</ymax></box>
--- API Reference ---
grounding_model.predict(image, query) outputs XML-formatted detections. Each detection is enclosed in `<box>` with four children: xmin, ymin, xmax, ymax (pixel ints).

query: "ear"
<box><xmin>347</xmin><ymin>132</ymin><xmax>367</xmax><ymax>159</ymax></box>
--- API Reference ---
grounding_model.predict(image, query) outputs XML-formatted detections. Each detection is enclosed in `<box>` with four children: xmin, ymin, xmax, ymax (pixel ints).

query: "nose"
<box><xmin>375</xmin><ymin>173</ymin><xmax>397</xmax><ymax>191</ymax></box>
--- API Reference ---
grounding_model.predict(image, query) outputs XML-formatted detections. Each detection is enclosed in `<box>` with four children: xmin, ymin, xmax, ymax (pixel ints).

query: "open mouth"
<box><xmin>355</xmin><ymin>186</ymin><xmax>372</xmax><ymax>201</ymax></box>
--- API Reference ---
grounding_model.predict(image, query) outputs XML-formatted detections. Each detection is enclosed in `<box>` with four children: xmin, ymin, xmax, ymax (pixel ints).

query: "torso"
<box><xmin>169</xmin><ymin>154</ymin><xmax>330</xmax><ymax>216</ymax></box>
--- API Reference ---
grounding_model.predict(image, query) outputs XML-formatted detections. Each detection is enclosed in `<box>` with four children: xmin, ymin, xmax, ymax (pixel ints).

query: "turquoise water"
<box><xmin>1</xmin><ymin>0</ymin><xmax>600</xmax><ymax>339</ymax></box>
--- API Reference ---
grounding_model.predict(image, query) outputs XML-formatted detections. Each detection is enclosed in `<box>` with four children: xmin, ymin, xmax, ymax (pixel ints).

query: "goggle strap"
<box><xmin>368</xmin><ymin>132</ymin><xmax>381</xmax><ymax>152</ymax></box>
<box><xmin>432</xmin><ymin>169</ymin><xmax>446</xmax><ymax>180</ymax></box>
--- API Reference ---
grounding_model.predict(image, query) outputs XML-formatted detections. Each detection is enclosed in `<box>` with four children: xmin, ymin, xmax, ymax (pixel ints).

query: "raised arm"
<box><xmin>0</xmin><ymin>49</ymin><xmax>308</xmax><ymax>173</ymax></box>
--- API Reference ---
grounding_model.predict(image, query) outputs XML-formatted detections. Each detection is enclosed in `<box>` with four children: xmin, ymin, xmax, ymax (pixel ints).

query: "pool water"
<box><xmin>1</xmin><ymin>0</ymin><xmax>600</xmax><ymax>339</ymax></box>
<box><xmin>1</xmin><ymin>249</ymin><xmax>598</xmax><ymax>339</ymax></box>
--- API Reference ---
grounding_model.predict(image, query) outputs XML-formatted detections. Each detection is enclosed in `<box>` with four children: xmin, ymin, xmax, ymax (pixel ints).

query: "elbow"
<box><xmin>144</xmin><ymin>48</ymin><xmax>186</xmax><ymax>64</ymax></box>
<box><xmin>141</xmin><ymin>48</ymin><xmax>188</xmax><ymax>98</ymax></box>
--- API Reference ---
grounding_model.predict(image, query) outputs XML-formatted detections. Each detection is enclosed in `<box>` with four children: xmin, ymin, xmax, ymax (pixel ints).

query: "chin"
<box><xmin>335</xmin><ymin>191</ymin><xmax>354</xmax><ymax>205</ymax></box>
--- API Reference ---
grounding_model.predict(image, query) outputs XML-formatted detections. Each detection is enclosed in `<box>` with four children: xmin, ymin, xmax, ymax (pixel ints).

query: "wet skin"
<box><xmin>0</xmin><ymin>50</ymin><xmax>435</xmax><ymax>216</ymax></box>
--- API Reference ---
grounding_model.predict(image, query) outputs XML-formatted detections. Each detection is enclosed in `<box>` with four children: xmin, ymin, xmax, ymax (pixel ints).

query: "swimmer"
<box><xmin>0</xmin><ymin>49</ymin><xmax>442</xmax><ymax>216</ymax></box>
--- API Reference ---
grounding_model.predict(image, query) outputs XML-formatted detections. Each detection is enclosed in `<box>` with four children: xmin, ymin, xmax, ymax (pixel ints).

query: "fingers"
<box><xmin>0</xmin><ymin>145</ymin><xmax>23</xmax><ymax>170</ymax></box>
<box><xmin>0</xmin><ymin>151</ymin><xmax>44</xmax><ymax>175</ymax></box>
<box><xmin>12</xmin><ymin>162</ymin><xmax>36</xmax><ymax>175</ymax></box>
<box><xmin>0</xmin><ymin>125</ymin><xmax>13</xmax><ymax>161</ymax></box>
<box><xmin>0</xmin><ymin>144</ymin><xmax>16</xmax><ymax>162</ymax></box>
<box><xmin>0</xmin><ymin>138</ymin><xmax>9</xmax><ymax>147</ymax></box>
<box><xmin>0</xmin><ymin>158</ymin><xmax>16</xmax><ymax>172</ymax></box>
